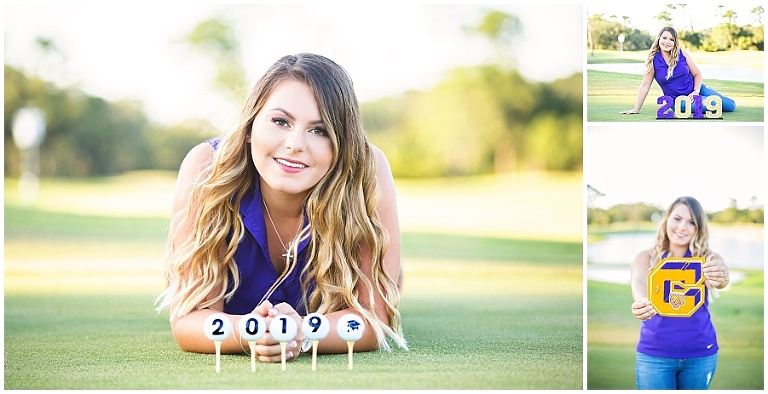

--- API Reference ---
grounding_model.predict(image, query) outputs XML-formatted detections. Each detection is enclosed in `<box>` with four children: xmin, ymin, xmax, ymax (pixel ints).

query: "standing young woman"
<box><xmin>620</xmin><ymin>27</ymin><xmax>736</xmax><ymax>115</ymax></box>
<box><xmin>629</xmin><ymin>196</ymin><xmax>730</xmax><ymax>389</ymax></box>
<box><xmin>155</xmin><ymin>53</ymin><xmax>407</xmax><ymax>363</ymax></box>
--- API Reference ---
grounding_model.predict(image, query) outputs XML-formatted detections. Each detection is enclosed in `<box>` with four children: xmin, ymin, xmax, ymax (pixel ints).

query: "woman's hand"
<box><xmin>631</xmin><ymin>298</ymin><xmax>657</xmax><ymax>321</ymax></box>
<box><xmin>703</xmin><ymin>255</ymin><xmax>730</xmax><ymax>289</ymax></box>
<box><xmin>250</xmin><ymin>301</ymin><xmax>303</xmax><ymax>363</ymax></box>
<box><xmin>620</xmin><ymin>109</ymin><xmax>640</xmax><ymax>114</ymax></box>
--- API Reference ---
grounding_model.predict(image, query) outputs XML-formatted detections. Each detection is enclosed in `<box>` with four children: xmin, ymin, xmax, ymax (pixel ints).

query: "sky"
<box><xmin>4</xmin><ymin>3</ymin><xmax>584</xmax><ymax>132</ymax></box>
<box><xmin>586</xmin><ymin>125</ymin><xmax>764</xmax><ymax>212</ymax></box>
<box><xmin>586</xmin><ymin>1</ymin><xmax>763</xmax><ymax>33</ymax></box>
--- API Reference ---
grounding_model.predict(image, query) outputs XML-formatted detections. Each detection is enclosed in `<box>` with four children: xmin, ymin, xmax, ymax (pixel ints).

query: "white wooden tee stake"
<box><xmin>269</xmin><ymin>315</ymin><xmax>298</xmax><ymax>371</ymax></box>
<box><xmin>336</xmin><ymin>314</ymin><xmax>366</xmax><ymax>370</ymax></box>
<box><xmin>301</xmin><ymin>313</ymin><xmax>330</xmax><ymax>371</ymax></box>
<box><xmin>203</xmin><ymin>313</ymin><xmax>233</xmax><ymax>373</ymax></box>
<box><xmin>237</xmin><ymin>314</ymin><xmax>266</xmax><ymax>372</ymax></box>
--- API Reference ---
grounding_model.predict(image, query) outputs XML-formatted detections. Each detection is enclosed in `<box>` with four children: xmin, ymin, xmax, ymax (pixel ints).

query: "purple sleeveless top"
<box><xmin>637</xmin><ymin>251</ymin><xmax>718</xmax><ymax>358</ymax></box>
<box><xmin>207</xmin><ymin>137</ymin><xmax>312</xmax><ymax>315</ymax></box>
<box><xmin>653</xmin><ymin>50</ymin><xmax>694</xmax><ymax>97</ymax></box>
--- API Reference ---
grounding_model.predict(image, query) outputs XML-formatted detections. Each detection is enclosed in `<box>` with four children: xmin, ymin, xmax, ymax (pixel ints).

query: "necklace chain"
<box><xmin>262</xmin><ymin>196</ymin><xmax>300</xmax><ymax>260</ymax></box>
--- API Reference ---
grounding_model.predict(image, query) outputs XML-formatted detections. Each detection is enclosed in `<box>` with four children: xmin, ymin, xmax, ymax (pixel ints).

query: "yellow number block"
<box><xmin>648</xmin><ymin>257</ymin><xmax>705</xmax><ymax>317</ymax></box>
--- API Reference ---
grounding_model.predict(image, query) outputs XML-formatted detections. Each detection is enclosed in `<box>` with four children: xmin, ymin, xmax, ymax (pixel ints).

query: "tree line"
<box><xmin>587</xmin><ymin>5</ymin><xmax>764</xmax><ymax>52</ymax></box>
<box><xmin>4</xmin><ymin>62</ymin><xmax>582</xmax><ymax>178</ymax></box>
<box><xmin>588</xmin><ymin>201</ymin><xmax>764</xmax><ymax>226</ymax></box>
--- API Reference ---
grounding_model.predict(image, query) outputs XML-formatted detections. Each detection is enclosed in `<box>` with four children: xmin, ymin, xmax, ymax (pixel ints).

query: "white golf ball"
<box><xmin>203</xmin><ymin>313</ymin><xmax>233</xmax><ymax>341</ymax></box>
<box><xmin>301</xmin><ymin>313</ymin><xmax>330</xmax><ymax>341</ymax></box>
<box><xmin>336</xmin><ymin>313</ymin><xmax>365</xmax><ymax>342</ymax></box>
<box><xmin>238</xmin><ymin>314</ymin><xmax>266</xmax><ymax>342</ymax></box>
<box><xmin>269</xmin><ymin>314</ymin><xmax>298</xmax><ymax>342</ymax></box>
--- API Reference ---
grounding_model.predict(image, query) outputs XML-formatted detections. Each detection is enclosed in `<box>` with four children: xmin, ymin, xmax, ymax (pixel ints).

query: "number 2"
<box><xmin>211</xmin><ymin>318</ymin><xmax>224</xmax><ymax>335</ymax></box>
<box><xmin>657</xmin><ymin>96</ymin><xmax>674</xmax><ymax>118</ymax></box>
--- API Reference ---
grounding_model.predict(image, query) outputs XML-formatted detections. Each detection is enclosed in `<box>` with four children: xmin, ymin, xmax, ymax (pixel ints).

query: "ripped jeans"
<box><xmin>636</xmin><ymin>352</ymin><xmax>718</xmax><ymax>390</ymax></box>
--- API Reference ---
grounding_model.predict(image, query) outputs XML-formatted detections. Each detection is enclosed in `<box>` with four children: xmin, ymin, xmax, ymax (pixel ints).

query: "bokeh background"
<box><xmin>4</xmin><ymin>4</ymin><xmax>584</xmax><ymax>389</ymax></box>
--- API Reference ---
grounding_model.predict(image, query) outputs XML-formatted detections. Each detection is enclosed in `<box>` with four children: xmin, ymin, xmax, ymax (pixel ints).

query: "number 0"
<box><xmin>245</xmin><ymin>318</ymin><xmax>259</xmax><ymax>335</ymax></box>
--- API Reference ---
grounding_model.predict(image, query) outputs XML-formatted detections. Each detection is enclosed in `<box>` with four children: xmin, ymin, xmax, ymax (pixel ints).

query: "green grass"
<box><xmin>4</xmin><ymin>173</ymin><xmax>583</xmax><ymax>389</ymax></box>
<box><xmin>586</xmin><ymin>50</ymin><xmax>764</xmax><ymax>122</ymax></box>
<box><xmin>587</xmin><ymin>274</ymin><xmax>764</xmax><ymax>390</ymax></box>
<box><xmin>587</xmin><ymin>70</ymin><xmax>764</xmax><ymax>122</ymax></box>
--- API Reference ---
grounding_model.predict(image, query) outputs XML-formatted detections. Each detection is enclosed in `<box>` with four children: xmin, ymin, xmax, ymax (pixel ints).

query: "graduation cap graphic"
<box><xmin>345</xmin><ymin>319</ymin><xmax>361</xmax><ymax>332</ymax></box>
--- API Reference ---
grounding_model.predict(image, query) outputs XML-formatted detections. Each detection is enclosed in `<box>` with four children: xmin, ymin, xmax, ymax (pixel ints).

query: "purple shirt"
<box><xmin>207</xmin><ymin>137</ymin><xmax>312</xmax><ymax>315</ymax></box>
<box><xmin>637</xmin><ymin>251</ymin><xmax>718</xmax><ymax>358</ymax></box>
<box><xmin>653</xmin><ymin>50</ymin><xmax>694</xmax><ymax>97</ymax></box>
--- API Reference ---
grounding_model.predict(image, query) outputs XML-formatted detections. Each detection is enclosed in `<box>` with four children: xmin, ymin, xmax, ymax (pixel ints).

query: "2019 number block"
<box><xmin>657</xmin><ymin>95</ymin><xmax>723</xmax><ymax>119</ymax></box>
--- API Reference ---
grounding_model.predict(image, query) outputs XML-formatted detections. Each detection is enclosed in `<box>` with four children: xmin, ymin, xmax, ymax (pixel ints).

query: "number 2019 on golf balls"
<box><xmin>657</xmin><ymin>95</ymin><xmax>722</xmax><ymax>119</ymax></box>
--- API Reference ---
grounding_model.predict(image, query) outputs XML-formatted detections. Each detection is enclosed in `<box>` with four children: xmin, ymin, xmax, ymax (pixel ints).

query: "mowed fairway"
<box><xmin>4</xmin><ymin>171</ymin><xmax>583</xmax><ymax>389</ymax></box>
<box><xmin>587</xmin><ymin>274</ymin><xmax>764</xmax><ymax>390</ymax></box>
<box><xmin>586</xmin><ymin>50</ymin><xmax>764</xmax><ymax>122</ymax></box>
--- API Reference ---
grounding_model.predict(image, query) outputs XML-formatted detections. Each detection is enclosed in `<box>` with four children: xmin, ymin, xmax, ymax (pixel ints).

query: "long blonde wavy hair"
<box><xmin>644</xmin><ymin>26</ymin><xmax>680</xmax><ymax>80</ymax></box>
<box><xmin>650</xmin><ymin>196</ymin><xmax>718</xmax><ymax>300</ymax></box>
<box><xmin>156</xmin><ymin>53</ymin><xmax>407</xmax><ymax>351</ymax></box>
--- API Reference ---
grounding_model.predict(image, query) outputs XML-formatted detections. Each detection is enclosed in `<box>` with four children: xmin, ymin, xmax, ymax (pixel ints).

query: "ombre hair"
<box><xmin>157</xmin><ymin>53</ymin><xmax>407</xmax><ymax>351</ymax></box>
<box><xmin>644</xmin><ymin>26</ymin><xmax>680</xmax><ymax>80</ymax></box>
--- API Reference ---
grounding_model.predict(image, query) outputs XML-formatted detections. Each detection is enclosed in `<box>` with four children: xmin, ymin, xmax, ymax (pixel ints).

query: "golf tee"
<box><xmin>248</xmin><ymin>341</ymin><xmax>256</xmax><ymax>372</ymax></box>
<box><xmin>214</xmin><ymin>341</ymin><xmax>222</xmax><ymax>373</ymax></box>
<box><xmin>311</xmin><ymin>340</ymin><xmax>319</xmax><ymax>371</ymax></box>
<box><xmin>280</xmin><ymin>342</ymin><xmax>287</xmax><ymax>371</ymax></box>
<box><xmin>347</xmin><ymin>341</ymin><xmax>354</xmax><ymax>370</ymax></box>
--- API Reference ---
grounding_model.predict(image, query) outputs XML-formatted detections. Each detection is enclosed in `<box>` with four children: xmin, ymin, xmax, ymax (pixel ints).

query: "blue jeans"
<box><xmin>636</xmin><ymin>352</ymin><xmax>718</xmax><ymax>390</ymax></box>
<box><xmin>700</xmin><ymin>84</ymin><xmax>736</xmax><ymax>112</ymax></box>
<box><xmin>676</xmin><ymin>84</ymin><xmax>736</xmax><ymax>113</ymax></box>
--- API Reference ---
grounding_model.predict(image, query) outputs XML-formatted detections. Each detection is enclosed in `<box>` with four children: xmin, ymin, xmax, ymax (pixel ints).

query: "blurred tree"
<box><xmin>589</xmin><ymin>200</ymin><xmax>764</xmax><ymax>226</ymax></box>
<box><xmin>751</xmin><ymin>6</ymin><xmax>764</xmax><ymax>25</ymax></box>
<box><xmin>5</xmin><ymin>65</ymin><xmax>160</xmax><ymax>177</ymax></box>
<box><xmin>145</xmin><ymin>119</ymin><xmax>220</xmax><ymax>171</ymax></box>
<box><xmin>717</xmin><ymin>9</ymin><xmax>740</xmax><ymax>50</ymax></box>
<box><xmin>655</xmin><ymin>10</ymin><xmax>673</xmax><ymax>29</ymax></box>
<box><xmin>181</xmin><ymin>17</ymin><xmax>248</xmax><ymax>105</ymax></box>
<box><xmin>586</xmin><ymin>15</ymin><xmax>653</xmax><ymax>51</ymax></box>
<box><xmin>587</xmin><ymin>10</ymin><xmax>763</xmax><ymax>52</ymax></box>
<box><xmin>363</xmin><ymin>64</ymin><xmax>582</xmax><ymax>177</ymax></box>
<box><xmin>465</xmin><ymin>9</ymin><xmax>522</xmax><ymax>68</ymax></box>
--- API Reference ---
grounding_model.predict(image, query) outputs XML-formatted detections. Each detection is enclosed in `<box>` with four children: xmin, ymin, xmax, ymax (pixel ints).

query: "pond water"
<box><xmin>588</xmin><ymin>228</ymin><xmax>764</xmax><ymax>270</ymax></box>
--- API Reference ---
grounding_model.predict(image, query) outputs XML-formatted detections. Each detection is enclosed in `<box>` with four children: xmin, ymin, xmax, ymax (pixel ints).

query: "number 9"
<box><xmin>302</xmin><ymin>313</ymin><xmax>330</xmax><ymax>341</ymax></box>
<box><xmin>704</xmin><ymin>95</ymin><xmax>723</xmax><ymax>119</ymax></box>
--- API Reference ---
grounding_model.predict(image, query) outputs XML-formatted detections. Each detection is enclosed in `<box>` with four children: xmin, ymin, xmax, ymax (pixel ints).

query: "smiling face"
<box><xmin>248</xmin><ymin>78</ymin><xmax>334</xmax><ymax>198</ymax></box>
<box><xmin>665</xmin><ymin>203</ymin><xmax>697</xmax><ymax>252</ymax></box>
<box><xmin>658</xmin><ymin>29</ymin><xmax>677</xmax><ymax>54</ymax></box>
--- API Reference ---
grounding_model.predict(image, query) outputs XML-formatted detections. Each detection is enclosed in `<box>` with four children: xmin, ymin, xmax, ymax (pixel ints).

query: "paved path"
<box><xmin>587</xmin><ymin>63</ymin><xmax>764</xmax><ymax>83</ymax></box>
